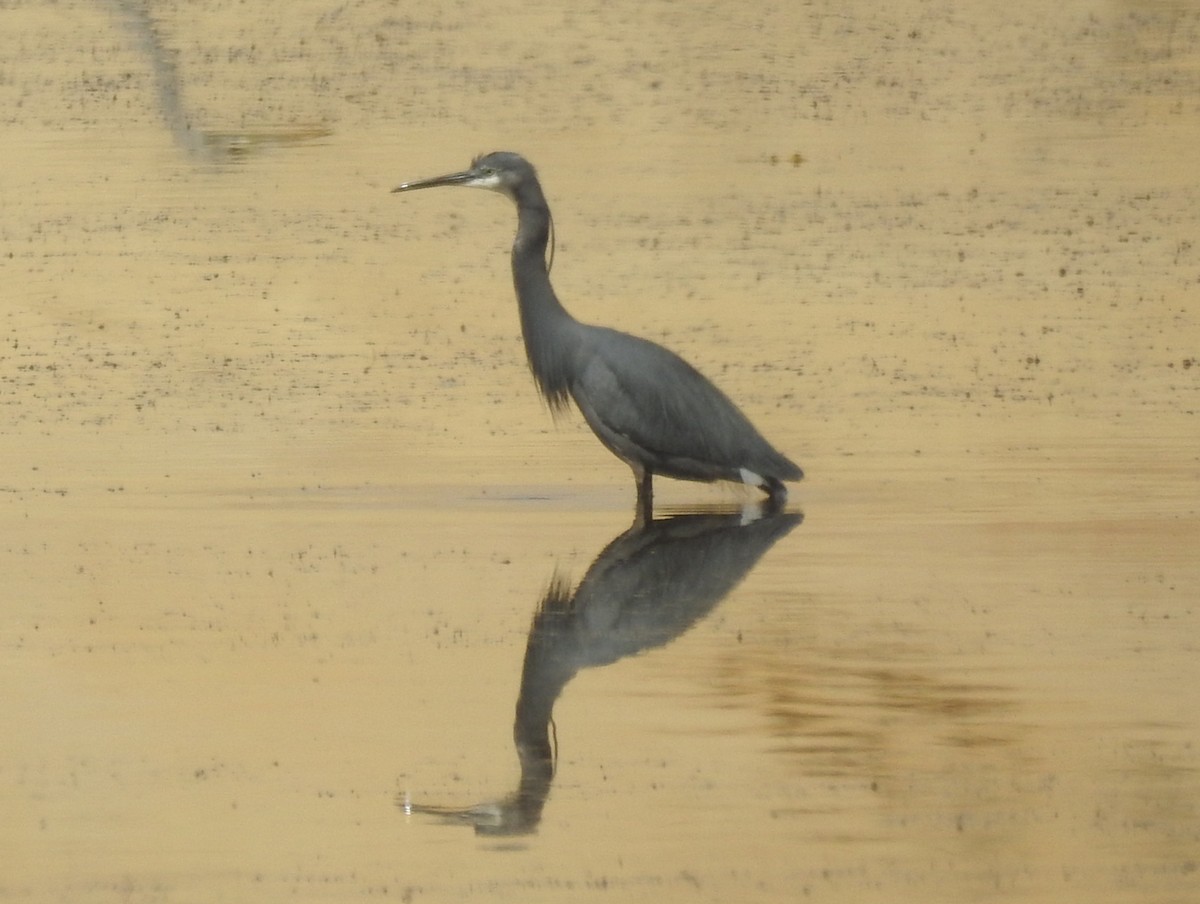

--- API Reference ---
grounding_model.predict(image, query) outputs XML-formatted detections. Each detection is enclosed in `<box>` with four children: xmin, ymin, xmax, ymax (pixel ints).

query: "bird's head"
<box><xmin>391</xmin><ymin>151</ymin><xmax>536</xmax><ymax>201</ymax></box>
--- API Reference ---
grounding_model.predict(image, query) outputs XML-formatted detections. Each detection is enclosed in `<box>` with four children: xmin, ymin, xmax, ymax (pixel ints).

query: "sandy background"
<box><xmin>3</xmin><ymin>1</ymin><xmax>1198</xmax><ymax>902</ymax></box>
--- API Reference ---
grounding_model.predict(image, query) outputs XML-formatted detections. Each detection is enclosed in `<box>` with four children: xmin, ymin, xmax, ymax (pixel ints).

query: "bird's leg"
<box><xmin>762</xmin><ymin>476</ymin><xmax>788</xmax><ymax>510</ymax></box>
<box><xmin>634</xmin><ymin>468</ymin><xmax>654</xmax><ymax>524</ymax></box>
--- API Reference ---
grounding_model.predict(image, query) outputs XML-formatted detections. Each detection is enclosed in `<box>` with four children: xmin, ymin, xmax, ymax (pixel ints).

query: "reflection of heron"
<box><xmin>403</xmin><ymin>503</ymin><xmax>802</xmax><ymax>836</ymax></box>
<box><xmin>392</xmin><ymin>153</ymin><xmax>803</xmax><ymax>514</ymax></box>
<box><xmin>109</xmin><ymin>0</ymin><xmax>331</xmax><ymax>161</ymax></box>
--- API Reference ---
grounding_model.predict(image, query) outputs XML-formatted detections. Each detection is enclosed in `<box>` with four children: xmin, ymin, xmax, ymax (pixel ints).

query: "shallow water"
<box><xmin>3</xmin><ymin>1</ymin><xmax>1198</xmax><ymax>901</ymax></box>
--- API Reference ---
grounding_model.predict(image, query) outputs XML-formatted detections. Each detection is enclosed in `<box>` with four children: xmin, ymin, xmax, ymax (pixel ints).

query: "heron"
<box><xmin>392</xmin><ymin>151</ymin><xmax>802</xmax><ymax>513</ymax></box>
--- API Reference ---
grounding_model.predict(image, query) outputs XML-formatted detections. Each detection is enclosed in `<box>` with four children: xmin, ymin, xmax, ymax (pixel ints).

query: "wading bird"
<box><xmin>392</xmin><ymin>152</ymin><xmax>802</xmax><ymax>513</ymax></box>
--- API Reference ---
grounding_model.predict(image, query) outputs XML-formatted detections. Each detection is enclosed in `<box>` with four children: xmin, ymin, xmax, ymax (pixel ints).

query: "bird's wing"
<box><xmin>573</xmin><ymin>330</ymin><xmax>763</xmax><ymax>474</ymax></box>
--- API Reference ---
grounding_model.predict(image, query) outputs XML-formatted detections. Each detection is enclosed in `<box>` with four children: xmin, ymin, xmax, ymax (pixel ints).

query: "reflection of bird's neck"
<box><xmin>512</xmin><ymin>191</ymin><xmax>578</xmax><ymax>412</ymax></box>
<box><xmin>514</xmin><ymin>634</ymin><xmax>573</xmax><ymax>775</ymax></box>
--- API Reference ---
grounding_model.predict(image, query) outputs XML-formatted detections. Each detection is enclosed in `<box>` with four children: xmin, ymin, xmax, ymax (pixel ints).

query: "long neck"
<box><xmin>511</xmin><ymin>187</ymin><xmax>577</xmax><ymax>412</ymax></box>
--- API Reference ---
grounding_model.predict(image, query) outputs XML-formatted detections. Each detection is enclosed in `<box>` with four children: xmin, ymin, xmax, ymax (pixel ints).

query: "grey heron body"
<box><xmin>392</xmin><ymin>152</ymin><xmax>802</xmax><ymax>512</ymax></box>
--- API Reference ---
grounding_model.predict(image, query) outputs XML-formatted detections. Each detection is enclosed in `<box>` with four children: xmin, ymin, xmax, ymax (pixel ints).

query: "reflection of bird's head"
<box><xmin>399</xmin><ymin>794</ymin><xmax>543</xmax><ymax>838</ymax></box>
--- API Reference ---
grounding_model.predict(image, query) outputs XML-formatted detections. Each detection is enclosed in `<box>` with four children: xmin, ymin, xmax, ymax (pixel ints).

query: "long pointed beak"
<box><xmin>391</xmin><ymin>169</ymin><xmax>477</xmax><ymax>193</ymax></box>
